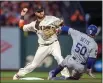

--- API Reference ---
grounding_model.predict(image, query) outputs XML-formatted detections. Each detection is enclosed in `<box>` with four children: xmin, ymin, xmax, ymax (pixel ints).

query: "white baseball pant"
<box><xmin>17</xmin><ymin>41</ymin><xmax>69</xmax><ymax>77</ymax></box>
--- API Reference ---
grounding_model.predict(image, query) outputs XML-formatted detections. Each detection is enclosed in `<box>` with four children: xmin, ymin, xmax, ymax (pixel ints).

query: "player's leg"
<box><xmin>52</xmin><ymin>41</ymin><xmax>63</xmax><ymax>64</ymax></box>
<box><xmin>48</xmin><ymin>55</ymin><xmax>72</xmax><ymax>80</ymax></box>
<box><xmin>49</xmin><ymin>56</ymin><xmax>84</xmax><ymax>80</ymax></box>
<box><xmin>48</xmin><ymin>65</ymin><xmax>64</xmax><ymax>80</ymax></box>
<box><xmin>66</xmin><ymin>70</ymin><xmax>83</xmax><ymax>80</ymax></box>
<box><xmin>13</xmin><ymin>45</ymin><xmax>49</xmax><ymax>80</ymax></box>
<box><xmin>51</xmin><ymin>76</ymin><xmax>66</xmax><ymax>80</ymax></box>
<box><xmin>51</xmin><ymin>41</ymin><xmax>70</xmax><ymax>77</ymax></box>
<box><xmin>66</xmin><ymin>60</ymin><xmax>85</xmax><ymax>80</ymax></box>
<box><xmin>49</xmin><ymin>72</ymin><xmax>83</xmax><ymax>80</ymax></box>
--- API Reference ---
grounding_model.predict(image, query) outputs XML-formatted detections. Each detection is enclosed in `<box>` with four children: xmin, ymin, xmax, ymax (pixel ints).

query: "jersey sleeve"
<box><xmin>89</xmin><ymin>43</ymin><xmax>98</xmax><ymax>58</ymax></box>
<box><xmin>50</xmin><ymin>16</ymin><xmax>63</xmax><ymax>28</ymax></box>
<box><xmin>23</xmin><ymin>22</ymin><xmax>36</xmax><ymax>32</ymax></box>
<box><xmin>68</xmin><ymin>28</ymin><xmax>81</xmax><ymax>37</ymax></box>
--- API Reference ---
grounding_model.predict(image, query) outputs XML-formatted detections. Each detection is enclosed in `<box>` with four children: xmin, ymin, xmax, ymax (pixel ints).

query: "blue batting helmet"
<box><xmin>86</xmin><ymin>24</ymin><xmax>98</xmax><ymax>36</ymax></box>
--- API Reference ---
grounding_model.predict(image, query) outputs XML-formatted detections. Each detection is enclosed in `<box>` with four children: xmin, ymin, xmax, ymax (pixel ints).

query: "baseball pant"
<box><xmin>61</xmin><ymin>55</ymin><xmax>85</xmax><ymax>79</ymax></box>
<box><xmin>17</xmin><ymin>41</ymin><xmax>69</xmax><ymax>77</ymax></box>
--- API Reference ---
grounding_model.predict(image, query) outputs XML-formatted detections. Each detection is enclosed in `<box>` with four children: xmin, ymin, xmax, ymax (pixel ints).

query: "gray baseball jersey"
<box><xmin>61</xmin><ymin>28</ymin><xmax>98</xmax><ymax>67</ymax></box>
<box><xmin>69</xmin><ymin>28</ymin><xmax>98</xmax><ymax>63</ymax></box>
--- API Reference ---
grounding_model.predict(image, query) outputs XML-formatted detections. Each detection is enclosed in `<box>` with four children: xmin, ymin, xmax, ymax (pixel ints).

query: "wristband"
<box><xmin>20</xmin><ymin>16</ymin><xmax>24</xmax><ymax>20</ymax></box>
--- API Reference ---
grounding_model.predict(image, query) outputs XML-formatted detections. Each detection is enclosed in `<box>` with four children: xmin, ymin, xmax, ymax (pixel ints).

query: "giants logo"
<box><xmin>0</xmin><ymin>40</ymin><xmax>12</xmax><ymax>53</ymax></box>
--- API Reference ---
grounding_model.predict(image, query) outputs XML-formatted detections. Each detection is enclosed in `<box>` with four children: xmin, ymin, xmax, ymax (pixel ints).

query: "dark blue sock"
<box><xmin>52</xmin><ymin>65</ymin><xmax>64</xmax><ymax>77</ymax></box>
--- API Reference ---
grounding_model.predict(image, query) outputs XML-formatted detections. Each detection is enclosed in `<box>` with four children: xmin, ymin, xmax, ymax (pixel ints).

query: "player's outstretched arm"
<box><xmin>61</xmin><ymin>26</ymin><xmax>70</xmax><ymax>32</ymax></box>
<box><xmin>86</xmin><ymin>69</ymin><xmax>95</xmax><ymax>78</ymax></box>
<box><xmin>19</xmin><ymin>8</ymin><xmax>28</xmax><ymax>28</ymax></box>
<box><xmin>86</xmin><ymin>57</ymin><xmax>96</xmax><ymax>78</ymax></box>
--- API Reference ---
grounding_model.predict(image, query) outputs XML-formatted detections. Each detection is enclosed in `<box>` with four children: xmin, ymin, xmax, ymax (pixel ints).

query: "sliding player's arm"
<box><xmin>60</xmin><ymin>26</ymin><xmax>80</xmax><ymax>37</ymax></box>
<box><xmin>86</xmin><ymin>44</ymin><xmax>98</xmax><ymax>78</ymax></box>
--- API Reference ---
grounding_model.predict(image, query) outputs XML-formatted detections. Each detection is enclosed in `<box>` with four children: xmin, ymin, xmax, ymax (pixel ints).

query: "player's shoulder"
<box><xmin>31</xmin><ymin>20</ymin><xmax>36</xmax><ymax>23</ymax></box>
<box><xmin>69</xmin><ymin>28</ymin><xmax>81</xmax><ymax>35</ymax></box>
<box><xmin>77</xmin><ymin>31</ymin><xmax>96</xmax><ymax>44</ymax></box>
<box><xmin>45</xmin><ymin>15</ymin><xmax>59</xmax><ymax>19</ymax></box>
<box><xmin>82</xmin><ymin>33</ymin><xmax>97</xmax><ymax>49</ymax></box>
<box><xmin>45</xmin><ymin>15</ymin><xmax>56</xmax><ymax>18</ymax></box>
<box><xmin>88</xmin><ymin>36</ymin><xmax>97</xmax><ymax>48</ymax></box>
<box><xmin>29</xmin><ymin>21</ymin><xmax>36</xmax><ymax>24</ymax></box>
<box><xmin>92</xmin><ymin>39</ymin><xmax>97</xmax><ymax>48</ymax></box>
<box><xmin>78</xmin><ymin>31</ymin><xmax>90</xmax><ymax>39</ymax></box>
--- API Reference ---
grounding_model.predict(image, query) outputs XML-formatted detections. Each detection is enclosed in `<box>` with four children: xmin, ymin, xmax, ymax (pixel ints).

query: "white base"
<box><xmin>19</xmin><ymin>77</ymin><xmax>44</xmax><ymax>80</ymax></box>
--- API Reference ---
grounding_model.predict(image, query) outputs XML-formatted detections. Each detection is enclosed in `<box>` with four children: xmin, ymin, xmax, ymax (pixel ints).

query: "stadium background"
<box><xmin>1</xmin><ymin>1</ymin><xmax>102</xmax><ymax>83</ymax></box>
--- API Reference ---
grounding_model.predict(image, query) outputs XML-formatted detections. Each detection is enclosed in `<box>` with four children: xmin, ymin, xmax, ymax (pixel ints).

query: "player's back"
<box><xmin>69</xmin><ymin>28</ymin><xmax>97</xmax><ymax>63</ymax></box>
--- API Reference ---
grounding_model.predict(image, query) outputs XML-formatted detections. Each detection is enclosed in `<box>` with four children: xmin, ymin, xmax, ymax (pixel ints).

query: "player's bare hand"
<box><xmin>88</xmin><ymin>72</ymin><xmax>95</xmax><ymax>78</ymax></box>
<box><xmin>21</xmin><ymin>8</ymin><xmax>28</xmax><ymax>16</ymax></box>
<box><xmin>86</xmin><ymin>69</ymin><xmax>95</xmax><ymax>78</ymax></box>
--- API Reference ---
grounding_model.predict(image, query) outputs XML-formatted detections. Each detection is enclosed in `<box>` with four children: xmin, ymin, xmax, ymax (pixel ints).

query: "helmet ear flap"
<box><xmin>89</xmin><ymin>30</ymin><xmax>92</xmax><ymax>34</ymax></box>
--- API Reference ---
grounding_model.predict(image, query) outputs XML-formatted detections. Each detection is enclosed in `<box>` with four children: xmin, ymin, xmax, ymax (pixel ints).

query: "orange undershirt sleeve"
<box><xmin>19</xmin><ymin>20</ymin><xmax>25</xmax><ymax>29</ymax></box>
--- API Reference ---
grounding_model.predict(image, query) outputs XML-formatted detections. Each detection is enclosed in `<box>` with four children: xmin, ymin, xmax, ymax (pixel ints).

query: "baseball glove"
<box><xmin>50</xmin><ymin>19</ymin><xmax>64</xmax><ymax>28</ymax></box>
<box><xmin>43</xmin><ymin>26</ymin><xmax>56</xmax><ymax>39</ymax></box>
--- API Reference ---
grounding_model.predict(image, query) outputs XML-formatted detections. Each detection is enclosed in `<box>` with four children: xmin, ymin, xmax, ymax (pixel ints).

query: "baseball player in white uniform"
<box><xmin>13</xmin><ymin>6</ymin><xmax>70</xmax><ymax>80</ymax></box>
<box><xmin>48</xmin><ymin>25</ymin><xmax>98</xmax><ymax>80</ymax></box>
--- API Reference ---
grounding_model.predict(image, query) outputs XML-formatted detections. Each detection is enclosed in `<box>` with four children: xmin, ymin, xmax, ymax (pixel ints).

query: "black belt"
<box><xmin>72</xmin><ymin>56</ymin><xmax>86</xmax><ymax>65</ymax></box>
<box><xmin>41</xmin><ymin>40</ymin><xmax>57</xmax><ymax>46</ymax></box>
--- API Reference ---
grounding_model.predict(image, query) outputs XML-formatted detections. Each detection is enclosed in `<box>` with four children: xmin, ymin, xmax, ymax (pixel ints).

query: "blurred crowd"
<box><xmin>0</xmin><ymin>1</ymin><xmax>62</xmax><ymax>26</ymax></box>
<box><xmin>0</xmin><ymin>1</ymin><xmax>102</xmax><ymax>31</ymax></box>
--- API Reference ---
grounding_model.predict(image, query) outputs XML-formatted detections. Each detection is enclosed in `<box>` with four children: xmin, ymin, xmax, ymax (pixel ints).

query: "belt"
<box><xmin>41</xmin><ymin>40</ymin><xmax>57</xmax><ymax>46</ymax></box>
<box><xmin>72</xmin><ymin>56</ymin><xmax>86</xmax><ymax>65</ymax></box>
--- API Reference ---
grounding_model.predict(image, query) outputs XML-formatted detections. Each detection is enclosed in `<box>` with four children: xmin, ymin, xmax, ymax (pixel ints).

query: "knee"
<box><xmin>30</xmin><ymin>63</ymin><xmax>38</xmax><ymax>69</ymax></box>
<box><xmin>73</xmin><ymin>72</ymin><xmax>82</xmax><ymax>80</ymax></box>
<box><xmin>57</xmin><ymin>57</ymin><xmax>64</xmax><ymax>64</ymax></box>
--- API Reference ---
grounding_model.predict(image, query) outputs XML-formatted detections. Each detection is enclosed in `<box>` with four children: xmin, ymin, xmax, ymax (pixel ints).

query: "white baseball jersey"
<box><xmin>16</xmin><ymin>15</ymin><xmax>70</xmax><ymax>77</ymax></box>
<box><xmin>23</xmin><ymin>15</ymin><xmax>61</xmax><ymax>45</ymax></box>
<box><xmin>68</xmin><ymin>28</ymin><xmax>98</xmax><ymax>63</ymax></box>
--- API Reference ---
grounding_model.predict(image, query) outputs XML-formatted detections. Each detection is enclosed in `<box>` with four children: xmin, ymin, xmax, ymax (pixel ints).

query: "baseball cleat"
<box><xmin>51</xmin><ymin>76</ymin><xmax>66</xmax><ymax>80</ymax></box>
<box><xmin>13</xmin><ymin>74</ymin><xmax>20</xmax><ymax>80</ymax></box>
<box><xmin>61</xmin><ymin>68</ymin><xmax>70</xmax><ymax>77</ymax></box>
<box><xmin>48</xmin><ymin>70</ymin><xmax>55</xmax><ymax>80</ymax></box>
